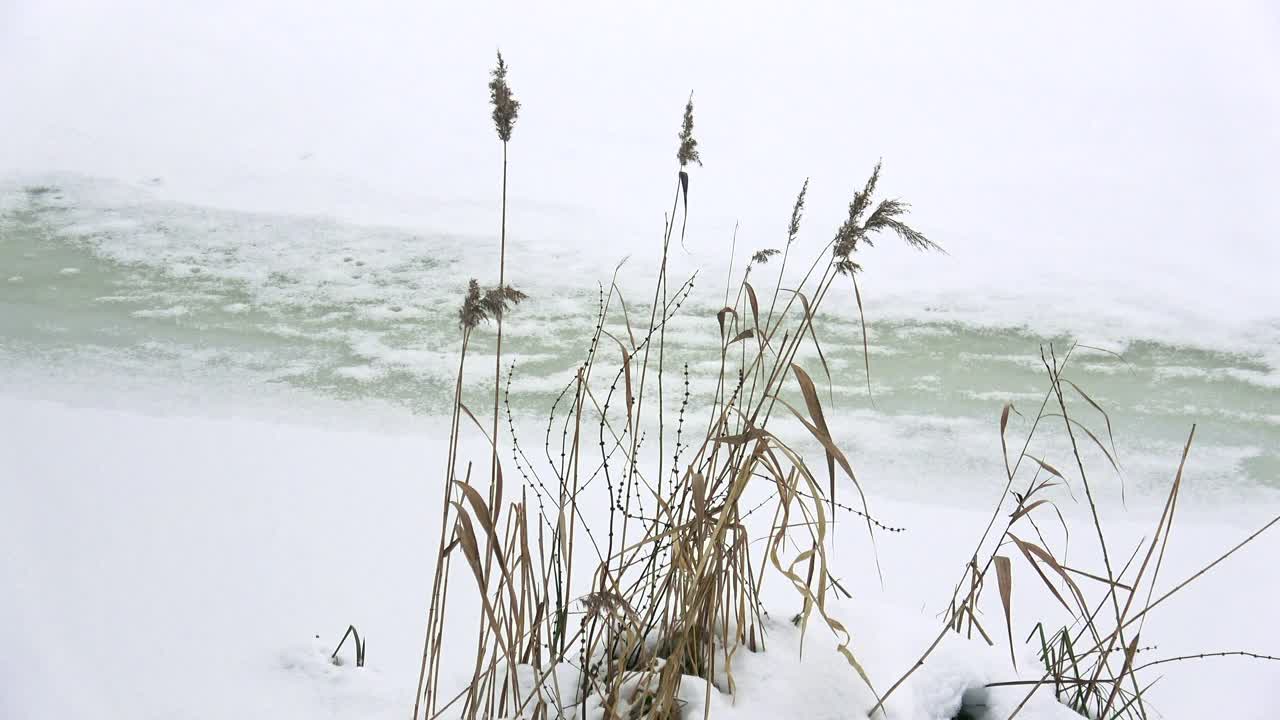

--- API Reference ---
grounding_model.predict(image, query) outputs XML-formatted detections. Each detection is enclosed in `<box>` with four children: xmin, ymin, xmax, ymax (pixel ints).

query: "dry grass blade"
<box><xmin>1022</xmin><ymin>477</ymin><xmax>1060</xmax><ymax>502</ymax></box>
<box><xmin>1008</xmin><ymin>533</ymin><xmax>1085</xmax><ymax>607</ymax></box>
<box><xmin>1000</xmin><ymin>402</ymin><xmax>1016</xmax><ymax>479</ymax></box>
<box><xmin>743</xmin><ymin>281</ymin><xmax>760</xmax><ymax>331</ymax></box>
<box><xmin>1061</xmin><ymin>565</ymin><xmax>1132</xmax><ymax>591</ymax></box>
<box><xmin>1025</xmin><ymin>454</ymin><xmax>1076</xmax><ymax>500</ymax></box>
<box><xmin>1025</xmin><ymin>455</ymin><xmax>1065</xmax><ymax>482</ymax></box>
<box><xmin>1062</xmin><ymin>378</ymin><xmax>1120</xmax><ymax>464</ymax></box>
<box><xmin>1061</xmin><ymin>378</ymin><xmax>1125</xmax><ymax>504</ymax></box>
<box><xmin>459</xmin><ymin>403</ymin><xmax>496</xmax><ymax>448</ymax></box>
<box><xmin>1045</xmin><ymin>414</ymin><xmax>1121</xmax><ymax>477</ymax></box>
<box><xmin>713</xmin><ymin>428</ymin><xmax>766</xmax><ymax>445</ymax></box>
<box><xmin>849</xmin><ymin>273</ymin><xmax>875</xmax><ymax>404</ymax></box>
<box><xmin>611</xmin><ymin>278</ymin><xmax>639</xmax><ymax>350</ymax></box>
<box><xmin>453</xmin><ymin>480</ymin><xmax>499</xmax><ymax>548</ymax></box>
<box><xmin>996</xmin><ymin>555</ymin><xmax>1016</xmax><ymax>669</ymax></box>
<box><xmin>775</xmin><ymin>395</ymin><xmax>882</xmax><ymax>582</ymax></box>
<box><xmin>763</xmin><ymin>440</ymin><xmax>881</xmax><ymax>701</ymax></box>
<box><xmin>1006</xmin><ymin>534</ymin><xmax>1077</xmax><ymax>617</ymax></box>
<box><xmin>450</xmin><ymin>506</ymin><xmax>512</xmax><ymax>655</ymax></box>
<box><xmin>453</xmin><ymin>507</ymin><xmax>488</xmax><ymax>589</ymax></box>
<box><xmin>717</xmin><ymin>306</ymin><xmax>737</xmax><ymax>337</ymax></box>
<box><xmin>692</xmin><ymin>471</ymin><xmax>708</xmax><ymax>520</ymax></box>
<box><xmin>1010</xmin><ymin>499</ymin><xmax>1052</xmax><ymax>524</ymax></box>
<box><xmin>788</xmin><ymin>290</ymin><xmax>834</xmax><ymax>399</ymax></box>
<box><xmin>603</xmin><ymin>331</ymin><xmax>636</xmax><ymax>430</ymax></box>
<box><xmin>453</xmin><ymin>479</ymin><xmax>524</xmax><ymax>618</ymax></box>
<box><xmin>791</xmin><ymin>364</ymin><xmax>838</xmax><ymax>518</ymax></box>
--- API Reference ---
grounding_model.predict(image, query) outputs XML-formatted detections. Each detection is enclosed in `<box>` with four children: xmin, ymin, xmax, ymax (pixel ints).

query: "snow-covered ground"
<box><xmin>3</xmin><ymin>389</ymin><xmax>1276</xmax><ymax>719</ymax></box>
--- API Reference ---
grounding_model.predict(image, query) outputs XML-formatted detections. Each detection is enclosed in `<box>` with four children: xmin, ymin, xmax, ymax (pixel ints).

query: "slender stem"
<box><xmin>466</xmin><ymin>140</ymin><xmax>511</xmax><ymax>720</ymax></box>
<box><xmin>414</xmin><ymin>333</ymin><xmax>470</xmax><ymax>720</ymax></box>
<box><xmin>492</xmin><ymin>141</ymin><xmax>509</xmax><ymax>505</ymax></box>
<box><xmin>621</xmin><ymin>176</ymin><xmax>680</xmax><ymax>580</ymax></box>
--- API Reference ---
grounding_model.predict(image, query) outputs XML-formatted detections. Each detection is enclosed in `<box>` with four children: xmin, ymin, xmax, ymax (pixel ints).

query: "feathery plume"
<box><xmin>677</xmin><ymin>92</ymin><xmax>702</xmax><ymax>168</ymax></box>
<box><xmin>849</xmin><ymin>160</ymin><xmax>881</xmax><ymax>225</ymax></box>
<box><xmin>458</xmin><ymin>279</ymin><xmax>527</xmax><ymax>330</ymax></box>
<box><xmin>787</xmin><ymin>178</ymin><xmax>809</xmax><ymax>244</ymax></box>
<box><xmin>489</xmin><ymin>51</ymin><xmax>520</xmax><ymax>142</ymax></box>
<box><xmin>482</xmin><ymin>284</ymin><xmax>528</xmax><ymax>321</ymax></box>
<box><xmin>459</xmin><ymin>279</ymin><xmax>486</xmax><ymax>330</ymax></box>
<box><xmin>833</xmin><ymin>163</ymin><xmax>940</xmax><ymax>274</ymax></box>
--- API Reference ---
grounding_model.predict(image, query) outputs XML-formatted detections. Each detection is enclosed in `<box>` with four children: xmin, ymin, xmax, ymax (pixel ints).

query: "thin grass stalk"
<box><xmin>1043</xmin><ymin>345</ymin><xmax>1131</xmax><ymax>707</ymax></box>
<box><xmin>873</xmin><ymin>349</ymin><xmax>1081</xmax><ymax>716</ymax></box>
<box><xmin>414</xmin><ymin>331</ymin><xmax>473</xmax><ymax>720</ymax></box>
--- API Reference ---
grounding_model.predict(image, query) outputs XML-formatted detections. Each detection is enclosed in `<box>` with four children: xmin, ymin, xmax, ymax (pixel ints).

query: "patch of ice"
<box><xmin>132</xmin><ymin>306</ymin><xmax>190</xmax><ymax>319</ymax></box>
<box><xmin>333</xmin><ymin>365</ymin><xmax>388</xmax><ymax>383</ymax></box>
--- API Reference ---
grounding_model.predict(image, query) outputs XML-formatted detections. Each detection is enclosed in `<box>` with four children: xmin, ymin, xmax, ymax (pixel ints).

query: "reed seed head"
<box><xmin>677</xmin><ymin>92</ymin><xmax>702</xmax><ymax>168</ymax></box>
<box><xmin>787</xmin><ymin>178</ymin><xmax>809</xmax><ymax>244</ymax></box>
<box><xmin>835</xmin><ymin>258</ymin><xmax>862</xmax><ymax>275</ymax></box>
<box><xmin>458</xmin><ymin>278</ymin><xmax>528</xmax><ymax>330</ymax></box>
<box><xmin>833</xmin><ymin>162</ymin><xmax>941</xmax><ymax>273</ymax></box>
<box><xmin>832</xmin><ymin>208</ymin><xmax>864</xmax><ymax>267</ymax></box>
<box><xmin>483</xmin><ymin>284</ymin><xmax>528</xmax><ymax>321</ymax></box>
<box><xmin>751</xmin><ymin>248</ymin><xmax>780</xmax><ymax>265</ymax></box>
<box><xmin>489</xmin><ymin>51</ymin><xmax>520</xmax><ymax>143</ymax></box>
<box><xmin>850</xmin><ymin>160</ymin><xmax>882</xmax><ymax>226</ymax></box>
<box><xmin>459</xmin><ymin>279</ymin><xmax>485</xmax><ymax>330</ymax></box>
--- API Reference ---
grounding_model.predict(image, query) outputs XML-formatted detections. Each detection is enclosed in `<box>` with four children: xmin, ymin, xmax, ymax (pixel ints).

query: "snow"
<box><xmin>3</xmin><ymin>390</ymin><xmax>1276</xmax><ymax>719</ymax></box>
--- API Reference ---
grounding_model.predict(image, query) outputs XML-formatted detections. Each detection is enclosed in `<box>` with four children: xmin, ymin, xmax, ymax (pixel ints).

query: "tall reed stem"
<box><xmin>413</xmin><ymin>332</ymin><xmax>471</xmax><ymax>720</ymax></box>
<box><xmin>492</xmin><ymin>141</ymin><xmax>508</xmax><ymax>505</ymax></box>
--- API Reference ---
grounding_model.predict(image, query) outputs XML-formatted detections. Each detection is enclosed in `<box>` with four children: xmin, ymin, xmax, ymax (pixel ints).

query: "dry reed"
<box><xmin>410</xmin><ymin>59</ymin><xmax>1277</xmax><ymax>720</ymax></box>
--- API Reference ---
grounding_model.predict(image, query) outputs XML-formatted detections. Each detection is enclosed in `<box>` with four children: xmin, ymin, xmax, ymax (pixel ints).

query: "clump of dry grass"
<box><xmin>872</xmin><ymin>345</ymin><xmax>1279</xmax><ymax>719</ymax></box>
<box><xmin>410</xmin><ymin>62</ymin><xmax>938</xmax><ymax>719</ymax></box>
<box><xmin>411</xmin><ymin>58</ymin><xmax>1278</xmax><ymax>720</ymax></box>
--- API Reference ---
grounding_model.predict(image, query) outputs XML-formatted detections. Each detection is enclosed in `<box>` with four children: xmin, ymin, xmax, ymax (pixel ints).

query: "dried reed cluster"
<box><xmin>409</xmin><ymin>56</ymin><xmax>1277</xmax><ymax>720</ymax></box>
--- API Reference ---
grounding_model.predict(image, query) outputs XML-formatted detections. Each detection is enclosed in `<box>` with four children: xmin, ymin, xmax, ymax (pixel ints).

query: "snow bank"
<box><xmin>2</xmin><ymin>392</ymin><xmax>1277</xmax><ymax>718</ymax></box>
